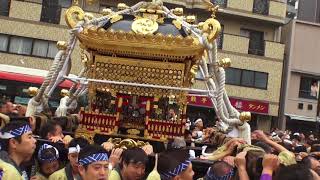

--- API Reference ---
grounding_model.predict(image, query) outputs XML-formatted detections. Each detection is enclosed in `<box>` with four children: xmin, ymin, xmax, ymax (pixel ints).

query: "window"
<box><xmin>225</xmin><ymin>68</ymin><xmax>268</xmax><ymax>89</ymax></box>
<box><xmin>216</xmin><ymin>25</ymin><xmax>224</xmax><ymax>49</ymax></box>
<box><xmin>0</xmin><ymin>34</ymin><xmax>9</xmax><ymax>51</ymax></box>
<box><xmin>47</xmin><ymin>42</ymin><xmax>58</xmax><ymax>58</ymax></box>
<box><xmin>299</xmin><ymin>77</ymin><xmax>319</xmax><ymax>99</ymax></box>
<box><xmin>253</xmin><ymin>0</ymin><xmax>269</xmax><ymax>15</ymax></box>
<box><xmin>32</xmin><ymin>40</ymin><xmax>49</xmax><ymax>57</ymax></box>
<box><xmin>225</xmin><ymin>68</ymin><xmax>241</xmax><ymax>85</ymax></box>
<box><xmin>9</xmin><ymin>37</ymin><xmax>33</xmax><ymax>55</ymax></box>
<box><xmin>255</xmin><ymin>72</ymin><xmax>268</xmax><ymax>89</ymax></box>
<box><xmin>308</xmin><ymin>104</ymin><xmax>313</xmax><ymax>110</ymax></box>
<box><xmin>40</xmin><ymin>0</ymin><xmax>61</xmax><ymax>24</ymax></box>
<box><xmin>0</xmin><ymin>0</ymin><xmax>10</xmax><ymax>16</ymax></box>
<box><xmin>298</xmin><ymin>103</ymin><xmax>303</xmax><ymax>109</ymax></box>
<box><xmin>241</xmin><ymin>29</ymin><xmax>265</xmax><ymax>56</ymax></box>
<box><xmin>0</xmin><ymin>33</ymin><xmax>57</xmax><ymax>58</ymax></box>
<box><xmin>241</xmin><ymin>70</ymin><xmax>255</xmax><ymax>86</ymax></box>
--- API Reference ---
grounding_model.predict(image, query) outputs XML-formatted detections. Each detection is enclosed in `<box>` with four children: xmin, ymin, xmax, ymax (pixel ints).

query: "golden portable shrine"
<box><xmin>26</xmin><ymin>0</ymin><xmax>252</xmax><ymax>145</ymax></box>
<box><xmin>76</xmin><ymin>7</ymin><xmax>204</xmax><ymax>142</ymax></box>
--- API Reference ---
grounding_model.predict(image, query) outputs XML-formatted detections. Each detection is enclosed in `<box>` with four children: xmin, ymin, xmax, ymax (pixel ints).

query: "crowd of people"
<box><xmin>1</xmin><ymin>98</ymin><xmax>320</xmax><ymax>180</ymax></box>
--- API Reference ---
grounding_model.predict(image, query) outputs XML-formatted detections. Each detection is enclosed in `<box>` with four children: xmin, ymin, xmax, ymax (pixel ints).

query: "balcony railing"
<box><xmin>221</xmin><ymin>33</ymin><xmax>284</xmax><ymax>59</ymax></box>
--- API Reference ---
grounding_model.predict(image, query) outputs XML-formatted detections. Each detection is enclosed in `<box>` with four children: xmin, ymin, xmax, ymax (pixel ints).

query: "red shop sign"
<box><xmin>187</xmin><ymin>95</ymin><xmax>269</xmax><ymax>114</ymax></box>
<box><xmin>229</xmin><ymin>98</ymin><xmax>269</xmax><ymax>114</ymax></box>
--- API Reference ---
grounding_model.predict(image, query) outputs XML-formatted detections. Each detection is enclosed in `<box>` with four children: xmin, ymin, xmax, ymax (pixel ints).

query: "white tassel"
<box><xmin>55</xmin><ymin>96</ymin><xmax>69</xmax><ymax>117</ymax></box>
<box><xmin>25</xmin><ymin>98</ymin><xmax>41</xmax><ymax>117</ymax></box>
<box><xmin>238</xmin><ymin>122</ymin><xmax>251</xmax><ymax>145</ymax></box>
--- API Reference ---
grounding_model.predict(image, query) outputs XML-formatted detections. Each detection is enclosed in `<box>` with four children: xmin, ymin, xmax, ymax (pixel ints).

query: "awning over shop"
<box><xmin>0</xmin><ymin>64</ymin><xmax>75</xmax><ymax>88</ymax></box>
<box><xmin>187</xmin><ymin>94</ymin><xmax>269</xmax><ymax>115</ymax></box>
<box><xmin>285</xmin><ymin>113</ymin><xmax>319</xmax><ymax>122</ymax></box>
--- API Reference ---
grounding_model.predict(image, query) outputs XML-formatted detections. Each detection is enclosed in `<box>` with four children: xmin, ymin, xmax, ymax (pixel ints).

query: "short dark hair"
<box><xmin>210</xmin><ymin>161</ymin><xmax>233</xmax><ymax>177</ymax></box>
<box><xmin>69</xmin><ymin>137</ymin><xmax>89</xmax><ymax>149</ymax></box>
<box><xmin>39</xmin><ymin>121</ymin><xmax>60</xmax><ymax>139</ymax></box>
<box><xmin>274</xmin><ymin>164</ymin><xmax>313</xmax><ymax>180</ymax></box>
<box><xmin>0</xmin><ymin>120</ymin><xmax>29</xmax><ymax>151</ymax></box>
<box><xmin>38</xmin><ymin>146</ymin><xmax>59</xmax><ymax>165</ymax></box>
<box><xmin>158</xmin><ymin>149</ymin><xmax>190</xmax><ymax>176</ymax></box>
<box><xmin>119</xmin><ymin>147</ymin><xmax>148</xmax><ymax>169</ymax></box>
<box><xmin>78</xmin><ymin>144</ymin><xmax>108</xmax><ymax>169</ymax></box>
<box><xmin>254</xmin><ymin>141</ymin><xmax>273</xmax><ymax>154</ymax></box>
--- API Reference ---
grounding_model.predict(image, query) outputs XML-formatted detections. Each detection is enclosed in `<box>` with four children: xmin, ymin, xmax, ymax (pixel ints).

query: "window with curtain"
<box><xmin>47</xmin><ymin>42</ymin><xmax>58</xmax><ymax>58</ymax></box>
<box><xmin>0</xmin><ymin>34</ymin><xmax>9</xmax><ymax>51</ymax></box>
<box><xmin>9</xmin><ymin>37</ymin><xmax>33</xmax><ymax>55</ymax></box>
<box><xmin>32</xmin><ymin>39</ymin><xmax>49</xmax><ymax>57</ymax></box>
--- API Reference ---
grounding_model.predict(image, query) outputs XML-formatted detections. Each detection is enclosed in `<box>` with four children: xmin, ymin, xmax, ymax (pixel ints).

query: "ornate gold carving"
<box><xmin>101</xmin><ymin>8</ymin><xmax>113</xmax><ymax>16</ymax></box>
<box><xmin>202</xmin><ymin>18</ymin><xmax>221</xmax><ymax>43</ymax></box>
<box><xmin>186</xmin><ymin>15</ymin><xmax>196</xmax><ymax>24</ymax></box>
<box><xmin>172</xmin><ymin>20</ymin><xmax>182</xmax><ymax>30</ymax></box>
<box><xmin>84</xmin><ymin>12</ymin><xmax>94</xmax><ymax>21</ymax></box>
<box><xmin>173</xmin><ymin>8</ymin><xmax>183</xmax><ymax>16</ymax></box>
<box><xmin>110</xmin><ymin>14</ymin><xmax>123</xmax><ymax>23</ymax></box>
<box><xmin>107</xmin><ymin>138</ymin><xmax>149</xmax><ymax>149</ymax></box>
<box><xmin>117</xmin><ymin>3</ymin><xmax>129</xmax><ymax>11</ymax></box>
<box><xmin>65</xmin><ymin>6</ymin><xmax>85</xmax><ymax>28</ymax></box>
<box><xmin>156</xmin><ymin>17</ymin><xmax>164</xmax><ymax>24</ymax></box>
<box><xmin>57</xmin><ymin>41</ymin><xmax>68</xmax><ymax>50</ymax></box>
<box><xmin>218</xmin><ymin>58</ymin><xmax>231</xmax><ymax>68</ymax></box>
<box><xmin>77</xmin><ymin>28</ymin><xmax>203</xmax><ymax>61</ymax></box>
<box><xmin>75</xmin><ymin>129</ymin><xmax>95</xmax><ymax>144</ymax></box>
<box><xmin>132</xmin><ymin>18</ymin><xmax>159</xmax><ymax>35</ymax></box>
<box><xmin>127</xmin><ymin>129</ymin><xmax>140</xmax><ymax>135</ymax></box>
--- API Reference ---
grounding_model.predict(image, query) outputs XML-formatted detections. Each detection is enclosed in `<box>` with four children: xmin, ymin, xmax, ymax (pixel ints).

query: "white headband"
<box><xmin>0</xmin><ymin>132</ymin><xmax>15</xmax><ymax>139</ymax></box>
<box><xmin>68</xmin><ymin>144</ymin><xmax>80</xmax><ymax>154</ymax></box>
<box><xmin>195</xmin><ymin>118</ymin><xmax>203</xmax><ymax>124</ymax></box>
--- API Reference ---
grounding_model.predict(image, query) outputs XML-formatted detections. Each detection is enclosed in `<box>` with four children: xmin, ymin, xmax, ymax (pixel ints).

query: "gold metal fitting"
<box><xmin>197</xmin><ymin>22</ymin><xmax>204</xmax><ymax>30</ymax></box>
<box><xmin>56</xmin><ymin>41</ymin><xmax>68</xmax><ymax>50</ymax></box>
<box><xmin>84</xmin><ymin>12</ymin><xmax>94</xmax><ymax>20</ymax></box>
<box><xmin>101</xmin><ymin>8</ymin><xmax>113</xmax><ymax>16</ymax></box>
<box><xmin>173</xmin><ymin>8</ymin><xmax>183</xmax><ymax>16</ymax></box>
<box><xmin>239</xmin><ymin>111</ymin><xmax>251</xmax><ymax>122</ymax></box>
<box><xmin>60</xmin><ymin>89</ymin><xmax>70</xmax><ymax>97</ymax></box>
<box><xmin>186</xmin><ymin>15</ymin><xmax>196</xmax><ymax>24</ymax></box>
<box><xmin>28</xmin><ymin>87</ymin><xmax>38</xmax><ymax>97</ymax></box>
<box><xmin>86</xmin><ymin>0</ymin><xmax>96</xmax><ymax>5</ymax></box>
<box><xmin>217</xmin><ymin>58</ymin><xmax>231</xmax><ymax>68</ymax></box>
<box><xmin>117</xmin><ymin>3</ymin><xmax>129</xmax><ymax>11</ymax></box>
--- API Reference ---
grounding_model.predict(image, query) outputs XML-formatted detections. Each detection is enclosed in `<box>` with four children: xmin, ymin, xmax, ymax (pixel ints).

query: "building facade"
<box><xmin>0</xmin><ymin>0</ymin><xmax>286</xmax><ymax>131</ymax></box>
<box><xmin>281</xmin><ymin>20</ymin><xmax>320</xmax><ymax>132</ymax></box>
